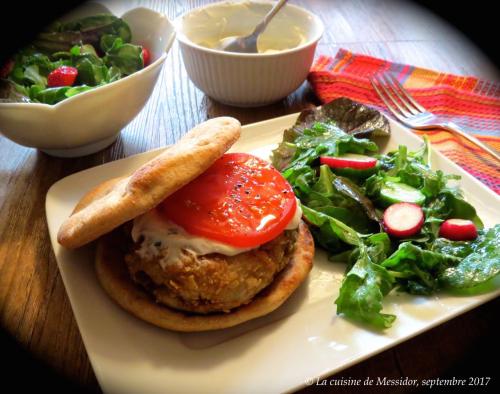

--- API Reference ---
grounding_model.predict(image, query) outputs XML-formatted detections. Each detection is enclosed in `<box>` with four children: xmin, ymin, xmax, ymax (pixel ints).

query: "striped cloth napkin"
<box><xmin>308</xmin><ymin>49</ymin><xmax>500</xmax><ymax>194</ymax></box>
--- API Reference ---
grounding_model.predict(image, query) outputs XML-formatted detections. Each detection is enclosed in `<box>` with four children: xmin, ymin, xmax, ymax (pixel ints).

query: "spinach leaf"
<box><xmin>74</xmin><ymin>55</ymin><xmax>107</xmax><ymax>86</ymax></box>
<box><xmin>311</xmin><ymin>206</ymin><xmax>374</xmax><ymax>235</ymax></box>
<box><xmin>106</xmin><ymin>66</ymin><xmax>122</xmax><ymax>82</ymax></box>
<box><xmin>426</xmin><ymin>189</ymin><xmax>483</xmax><ymax>228</ymax></box>
<box><xmin>100</xmin><ymin>34</ymin><xmax>119</xmax><ymax>52</ymax></box>
<box><xmin>431</xmin><ymin>238</ymin><xmax>474</xmax><ymax>258</ymax></box>
<box><xmin>302</xmin><ymin>205</ymin><xmax>362</xmax><ymax>247</ymax></box>
<box><xmin>22</xmin><ymin>65</ymin><xmax>47</xmax><ymax>86</ymax></box>
<box><xmin>29</xmin><ymin>84</ymin><xmax>92</xmax><ymax>104</ymax></box>
<box><xmin>439</xmin><ymin>225</ymin><xmax>500</xmax><ymax>289</ymax></box>
<box><xmin>381</xmin><ymin>242</ymin><xmax>460</xmax><ymax>295</ymax></box>
<box><xmin>71</xmin><ymin>43</ymin><xmax>125</xmax><ymax>85</ymax></box>
<box><xmin>302</xmin><ymin>203</ymin><xmax>361</xmax><ymax>256</ymax></box>
<box><xmin>30</xmin><ymin>86</ymin><xmax>71</xmax><ymax>104</ymax></box>
<box><xmin>104</xmin><ymin>37</ymin><xmax>143</xmax><ymax>75</ymax></box>
<box><xmin>65</xmin><ymin>85</ymin><xmax>93</xmax><ymax>97</ymax></box>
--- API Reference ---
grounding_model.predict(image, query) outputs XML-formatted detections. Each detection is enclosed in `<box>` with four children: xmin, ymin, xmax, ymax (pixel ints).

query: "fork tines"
<box><xmin>372</xmin><ymin>73</ymin><xmax>500</xmax><ymax>161</ymax></box>
<box><xmin>371</xmin><ymin>74</ymin><xmax>426</xmax><ymax>122</ymax></box>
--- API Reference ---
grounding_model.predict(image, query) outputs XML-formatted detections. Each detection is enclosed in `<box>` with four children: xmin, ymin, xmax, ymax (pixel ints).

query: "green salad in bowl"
<box><xmin>272</xmin><ymin>98</ymin><xmax>499</xmax><ymax>329</ymax></box>
<box><xmin>0</xmin><ymin>4</ymin><xmax>174</xmax><ymax>157</ymax></box>
<box><xmin>0</xmin><ymin>14</ymin><xmax>150</xmax><ymax>105</ymax></box>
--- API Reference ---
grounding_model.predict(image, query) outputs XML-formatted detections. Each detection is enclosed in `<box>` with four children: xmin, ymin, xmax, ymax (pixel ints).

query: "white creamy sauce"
<box><xmin>197</xmin><ymin>32</ymin><xmax>306</xmax><ymax>53</ymax></box>
<box><xmin>131</xmin><ymin>200</ymin><xmax>302</xmax><ymax>270</ymax></box>
<box><xmin>196</xmin><ymin>28</ymin><xmax>307</xmax><ymax>53</ymax></box>
<box><xmin>181</xmin><ymin>2</ymin><xmax>307</xmax><ymax>54</ymax></box>
<box><xmin>285</xmin><ymin>199</ymin><xmax>303</xmax><ymax>230</ymax></box>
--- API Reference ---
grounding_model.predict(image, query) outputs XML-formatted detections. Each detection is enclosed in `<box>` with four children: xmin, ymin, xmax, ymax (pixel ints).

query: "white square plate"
<box><xmin>46</xmin><ymin>113</ymin><xmax>499</xmax><ymax>394</ymax></box>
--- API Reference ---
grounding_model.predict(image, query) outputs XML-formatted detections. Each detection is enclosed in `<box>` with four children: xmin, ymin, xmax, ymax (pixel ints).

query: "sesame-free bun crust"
<box><xmin>57</xmin><ymin>117</ymin><xmax>241</xmax><ymax>249</ymax></box>
<box><xmin>95</xmin><ymin>221</ymin><xmax>314</xmax><ymax>332</ymax></box>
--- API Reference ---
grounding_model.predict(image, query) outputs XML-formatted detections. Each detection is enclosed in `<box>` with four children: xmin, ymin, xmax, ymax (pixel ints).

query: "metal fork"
<box><xmin>371</xmin><ymin>74</ymin><xmax>500</xmax><ymax>161</ymax></box>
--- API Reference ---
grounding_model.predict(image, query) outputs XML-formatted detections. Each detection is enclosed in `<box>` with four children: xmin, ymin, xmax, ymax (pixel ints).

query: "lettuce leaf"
<box><xmin>335</xmin><ymin>244</ymin><xmax>396</xmax><ymax>329</ymax></box>
<box><xmin>271</xmin><ymin>98</ymin><xmax>388</xmax><ymax>171</ymax></box>
<box><xmin>35</xmin><ymin>14</ymin><xmax>132</xmax><ymax>53</ymax></box>
<box><xmin>275</xmin><ymin>121</ymin><xmax>377</xmax><ymax>173</ymax></box>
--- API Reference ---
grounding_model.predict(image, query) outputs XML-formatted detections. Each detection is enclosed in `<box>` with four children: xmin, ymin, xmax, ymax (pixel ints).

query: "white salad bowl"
<box><xmin>0</xmin><ymin>3</ymin><xmax>175</xmax><ymax>157</ymax></box>
<box><xmin>176</xmin><ymin>0</ymin><xmax>323</xmax><ymax>107</ymax></box>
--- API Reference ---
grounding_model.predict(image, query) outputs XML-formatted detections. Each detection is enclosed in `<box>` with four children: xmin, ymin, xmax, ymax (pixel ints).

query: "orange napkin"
<box><xmin>308</xmin><ymin>49</ymin><xmax>500</xmax><ymax>194</ymax></box>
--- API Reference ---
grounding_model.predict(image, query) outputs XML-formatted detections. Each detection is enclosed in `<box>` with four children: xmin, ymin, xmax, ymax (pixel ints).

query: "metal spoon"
<box><xmin>217</xmin><ymin>0</ymin><xmax>288</xmax><ymax>53</ymax></box>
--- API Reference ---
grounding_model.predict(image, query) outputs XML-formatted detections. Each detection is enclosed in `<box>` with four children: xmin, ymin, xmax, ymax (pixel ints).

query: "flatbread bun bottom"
<box><xmin>95</xmin><ymin>221</ymin><xmax>314</xmax><ymax>332</ymax></box>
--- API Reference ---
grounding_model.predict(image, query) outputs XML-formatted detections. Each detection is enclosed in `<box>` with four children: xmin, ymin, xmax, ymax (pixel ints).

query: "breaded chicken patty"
<box><xmin>125</xmin><ymin>230</ymin><xmax>297</xmax><ymax>314</ymax></box>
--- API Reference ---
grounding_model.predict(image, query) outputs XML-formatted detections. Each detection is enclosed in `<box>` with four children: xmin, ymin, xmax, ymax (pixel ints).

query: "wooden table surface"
<box><xmin>1</xmin><ymin>0</ymin><xmax>498</xmax><ymax>392</ymax></box>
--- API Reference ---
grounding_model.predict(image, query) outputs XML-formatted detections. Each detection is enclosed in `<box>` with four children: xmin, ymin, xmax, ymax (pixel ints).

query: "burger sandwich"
<box><xmin>58</xmin><ymin>117</ymin><xmax>314</xmax><ymax>331</ymax></box>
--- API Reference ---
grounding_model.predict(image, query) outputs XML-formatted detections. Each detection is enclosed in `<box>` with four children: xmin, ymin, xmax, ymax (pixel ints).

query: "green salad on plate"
<box><xmin>272</xmin><ymin>98</ymin><xmax>500</xmax><ymax>329</ymax></box>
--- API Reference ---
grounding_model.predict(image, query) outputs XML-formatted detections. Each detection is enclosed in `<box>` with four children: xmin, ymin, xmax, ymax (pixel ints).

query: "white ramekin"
<box><xmin>176</xmin><ymin>1</ymin><xmax>324</xmax><ymax>107</ymax></box>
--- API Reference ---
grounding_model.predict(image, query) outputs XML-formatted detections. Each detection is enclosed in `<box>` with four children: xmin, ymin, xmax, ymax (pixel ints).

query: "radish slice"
<box><xmin>439</xmin><ymin>219</ymin><xmax>478</xmax><ymax>241</ymax></box>
<box><xmin>383</xmin><ymin>202</ymin><xmax>424</xmax><ymax>238</ymax></box>
<box><xmin>320</xmin><ymin>154</ymin><xmax>378</xmax><ymax>170</ymax></box>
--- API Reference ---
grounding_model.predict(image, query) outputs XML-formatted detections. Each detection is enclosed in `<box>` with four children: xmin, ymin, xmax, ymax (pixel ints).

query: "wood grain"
<box><xmin>0</xmin><ymin>0</ymin><xmax>498</xmax><ymax>392</ymax></box>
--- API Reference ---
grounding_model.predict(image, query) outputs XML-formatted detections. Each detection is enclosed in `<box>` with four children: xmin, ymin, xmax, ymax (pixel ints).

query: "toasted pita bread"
<box><xmin>95</xmin><ymin>221</ymin><xmax>314</xmax><ymax>332</ymax></box>
<box><xmin>57</xmin><ymin>117</ymin><xmax>241</xmax><ymax>249</ymax></box>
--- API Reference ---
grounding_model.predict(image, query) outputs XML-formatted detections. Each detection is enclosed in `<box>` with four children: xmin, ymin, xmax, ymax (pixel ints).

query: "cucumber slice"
<box><xmin>379</xmin><ymin>181</ymin><xmax>425</xmax><ymax>206</ymax></box>
<box><xmin>333</xmin><ymin>165</ymin><xmax>379</xmax><ymax>179</ymax></box>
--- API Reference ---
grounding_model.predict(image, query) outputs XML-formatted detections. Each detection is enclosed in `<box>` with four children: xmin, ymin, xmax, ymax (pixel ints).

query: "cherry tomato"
<box><xmin>47</xmin><ymin>66</ymin><xmax>78</xmax><ymax>87</ymax></box>
<box><xmin>142</xmin><ymin>47</ymin><xmax>151</xmax><ymax>67</ymax></box>
<box><xmin>160</xmin><ymin>153</ymin><xmax>297</xmax><ymax>248</ymax></box>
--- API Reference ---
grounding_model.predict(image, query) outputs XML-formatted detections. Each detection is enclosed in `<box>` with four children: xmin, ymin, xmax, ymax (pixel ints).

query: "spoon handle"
<box><xmin>253</xmin><ymin>0</ymin><xmax>288</xmax><ymax>36</ymax></box>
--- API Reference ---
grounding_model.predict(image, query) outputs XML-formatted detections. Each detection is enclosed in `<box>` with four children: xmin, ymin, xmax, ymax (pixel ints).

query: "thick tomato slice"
<box><xmin>159</xmin><ymin>153</ymin><xmax>297</xmax><ymax>248</ymax></box>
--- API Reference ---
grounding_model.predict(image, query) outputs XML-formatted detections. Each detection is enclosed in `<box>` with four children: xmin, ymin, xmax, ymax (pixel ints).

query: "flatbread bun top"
<box><xmin>57</xmin><ymin>117</ymin><xmax>241</xmax><ymax>249</ymax></box>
